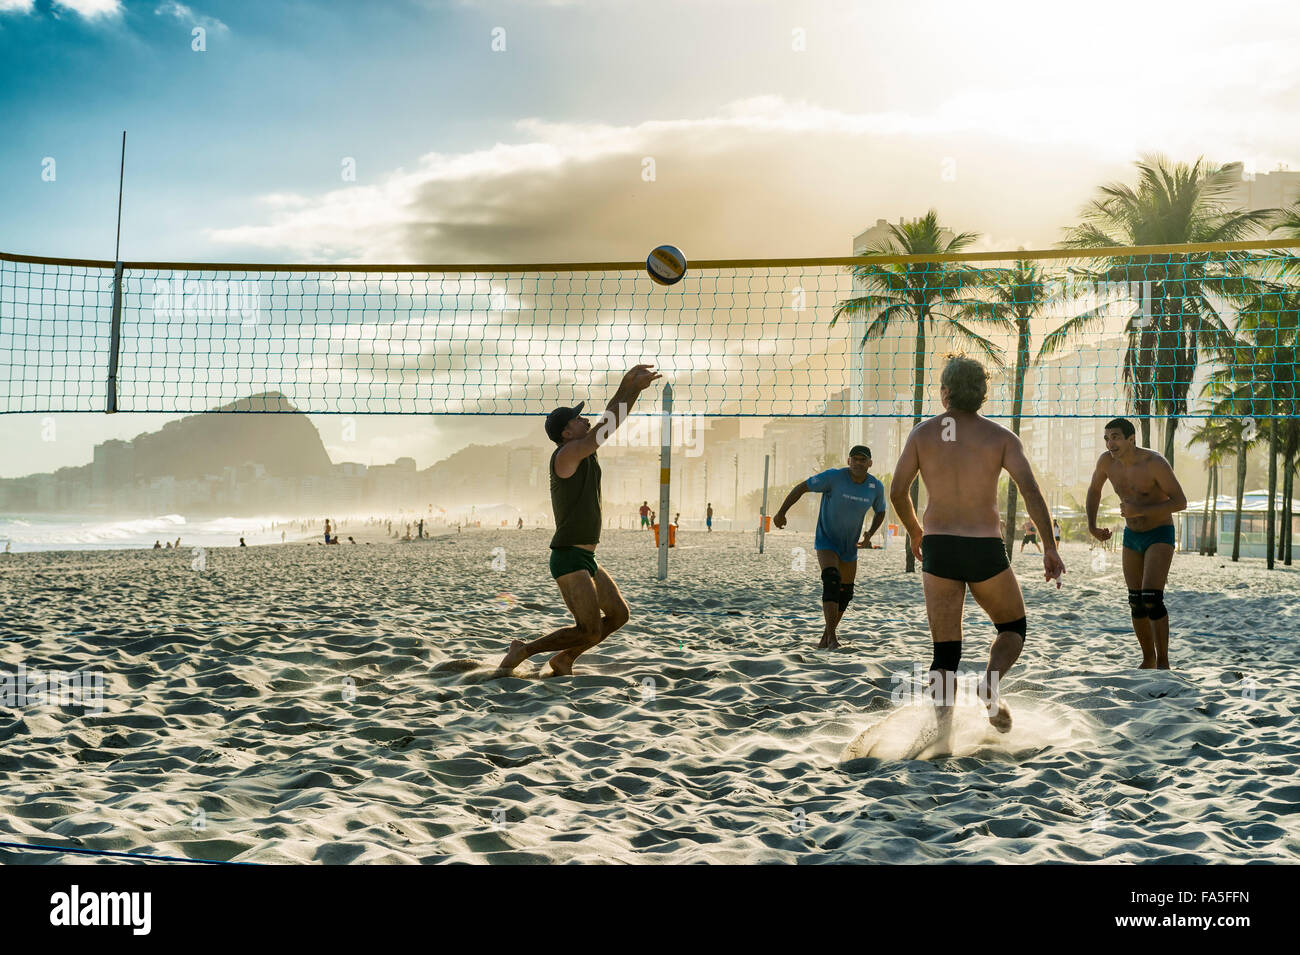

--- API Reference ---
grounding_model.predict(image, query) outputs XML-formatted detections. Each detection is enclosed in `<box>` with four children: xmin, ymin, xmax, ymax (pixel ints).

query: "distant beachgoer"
<box><xmin>281</xmin><ymin>530</ymin><xmax>285</xmax><ymax>543</ymax></box>
<box><xmin>153</xmin><ymin>540</ymin><xmax>162</xmax><ymax>549</ymax></box>
<box><xmin>639</xmin><ymin>501</ymin><xmax>650</xmax><ymax>529</ymax></box>
<box><xmin>418</xmin><ymin>519</ymin><xmax>424</xmax><ymax>538</ymax></box>
<box><xmin>324</xmin><ymin>519</ymin><xmax>332</xmax><ymax>544</ymax></box>
<box><xmin>1052</xmin><ymin>519</ymin><xmax>1062</xmax><ymax>546</ymax></box>
<box><xmin>1020</xmin><ymin>519</ymin><xmax>1041</xmax><ymax>553</ymax></box>
<box><xmin>1087</xmin><ymin>417</ymin><xmax>1187</xmax><ymax>670</ymax></box>
<box><xmin>518</xmin><ymin>517</ymin><xmax>524</xmax><ymax>529</ymax></box>
<box><xmin>499</xmin><ymin>363</ymin><xmax>659</xmax><ymax>676</ymax></box>
<box><xmin>239</xmin><ymin>537</ymin><xmax>246</xmax><ymax>547</ymax></box>
<box><xmin>348</xmin><ymin>536</ymin><xmax>356</xmax><ymax>544</ymax></box>
<box><xmin>706</xmin><ymin>503</ymin><xmax>713</xmax><ymax>532</ymax></box>
<box><xmin>175</xmin><ymin>537</ymin><xmax>181</xmax><ymax>549</ymax></box>
<box><xmin>4</xmin><ymin>541</ymin><xmax>10</xmax><ymax>554</ymax></box>
<box><xmin>890</xmin><ymin>356</ymin><xmax>1063</xmax><ymax>738</ymax></box>
<box><xmin>772</xmin><ymin>445</ymin><xmax>887</xmax><ymax>649</ymax></box>
<box><xmin>165</xmin><ymin>542</ymin><xmax>172</xmax><ymax>549</ymax></box>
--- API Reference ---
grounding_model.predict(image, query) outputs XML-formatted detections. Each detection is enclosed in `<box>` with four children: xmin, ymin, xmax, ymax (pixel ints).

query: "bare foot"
<box><xmin>547</xmin><ymin>650</ymin><xmax>575</xmax><ymax>676</ymax></box>
<box><xmin>987</xmin><ymin>697</ymin><xmax>1013</xmax><ymax>733</ymax></box>
<box><xmin>497</xmin><ymin>639</ymin><xmax>530</xmax><ymax>671</ymax></box>
<box><xmin>825</xmin><ymin>632</ymin><xmax>841</xmax><ymax>650</ymax></box>
<box><xmin>817</xmin><ymin>633</ymin><xmax>829</xmax><ymax>649</ymax></box>
<box><xmin>1139</xmin><ymin>659</ymin><xmax>1157</xmax><ymax>669</ymax></box>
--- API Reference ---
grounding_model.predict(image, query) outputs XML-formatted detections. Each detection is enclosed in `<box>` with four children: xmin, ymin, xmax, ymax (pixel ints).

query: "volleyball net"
<box><xmin>2</xmin><ymin>241</ymin><xmax>1298</xmax><ymax>419</ymax></box>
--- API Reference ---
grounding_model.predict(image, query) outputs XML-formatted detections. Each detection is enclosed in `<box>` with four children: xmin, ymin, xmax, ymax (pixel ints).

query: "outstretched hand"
<box><xmin>621</xmin><ymin>363</ymin><xmax>662</xmax><ymax>393</ymax></box>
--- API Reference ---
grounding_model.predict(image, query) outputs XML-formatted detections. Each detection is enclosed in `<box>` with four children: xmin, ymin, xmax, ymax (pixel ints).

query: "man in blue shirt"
<box><xmin>773</xmin><ymin>445</ymin><xmax>888</xmax><ymax>648</ymax></box>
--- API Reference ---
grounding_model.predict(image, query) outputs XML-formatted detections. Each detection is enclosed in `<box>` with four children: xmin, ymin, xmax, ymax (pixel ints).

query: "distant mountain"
<box><xmin>125</xmin><ymin>391</ymin><xmax>332</xmax><ymax>479</ymax></box>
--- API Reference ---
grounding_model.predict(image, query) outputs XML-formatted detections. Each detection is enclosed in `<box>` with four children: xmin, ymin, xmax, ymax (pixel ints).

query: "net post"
<box><xmin>657</xmin><ymin>384</ymin><xmax>672</xmax><ymax>581</ymax></box>
<box><xmin>106</xmin><ymin>260</ymin><xmax>123</xmax><ymax>414</ymax></box>
<box><xmin>759</xmin><ymin>454</ymin><xmax>770</xmax><ymax>553</ymax></box>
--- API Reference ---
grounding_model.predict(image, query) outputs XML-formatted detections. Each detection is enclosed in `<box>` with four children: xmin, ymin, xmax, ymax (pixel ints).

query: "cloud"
<box><xmin>154</xmin><ymin>0</ymin><xmax>227</xmax><ymax>33</ymax></box>
<box><xmin>204</xmin><ymin>93</ymin><xmax>1299</xmax><ymax>268</ymax></box>
<box><xmin>0</xmin><ymin>0</ymin><xmax>34</xmax><ymax>14</ymax></box>
<box><xmin>52</xmin><ymin>0</ymin><xmax>121</xmax><ymax>18</ymax></box>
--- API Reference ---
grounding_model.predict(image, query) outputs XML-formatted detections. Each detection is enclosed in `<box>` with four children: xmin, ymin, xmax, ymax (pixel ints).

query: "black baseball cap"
<box><xmin>545</xmin><ymin>402</ymin><xmax>586</xmax><ymax>443</ymax></box>
<box><xmin>849</xmin><ymin>445</ymin><xmax>872</xmax><ymax>459</ymax></box>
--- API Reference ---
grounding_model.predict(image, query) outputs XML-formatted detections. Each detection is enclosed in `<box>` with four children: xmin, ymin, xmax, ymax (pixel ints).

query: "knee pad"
<box><xmin>993</xmin><ymin>616</ymin><xmax>1027</xmax><ymax>644</ymax></box>
<box><xmin>1140</xmin><ymin>589</ymin><xmax>1167</xmax><ymax>620</ymax></box>
<box><xmin>837</xmin><ymin>583</ymin><xmax>854</xmax><ymax>613</ymax></box>
<box><xmin>930</xmin><ymin>640</ymin><xmax>962</xmax><ymax>673</ymax></box>
<box><xmin>1128</xmin><ymin>589</ymin><xmax>1148</xmax><ymax>619</ymax></box>
<box><xmin>821</xmin><ymin>566</ymin><xmax>842</xmax><ymax>603</ymax></box>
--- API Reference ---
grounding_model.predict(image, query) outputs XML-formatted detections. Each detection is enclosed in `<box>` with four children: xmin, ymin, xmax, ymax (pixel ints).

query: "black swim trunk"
<box><xmin>549</xmin><ymin>546</ymin><xmax>597</xmax><ymax>579</ymax></box>
<box><xmin>1023</xmin><ymin>533</ymin><xmax>1037</xmax><ymax>543</ymax></box>
<box><xmin>922</xmin><ymin>535</ymin><xmax>1011</xmax><ymax>583</ymax></box>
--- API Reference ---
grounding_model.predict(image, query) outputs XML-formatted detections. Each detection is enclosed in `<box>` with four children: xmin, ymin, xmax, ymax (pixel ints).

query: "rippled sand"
<box><xmin>0</xmin><ymin>529</ymin><xmax>1296</xmax><ymax>864</ymax></box>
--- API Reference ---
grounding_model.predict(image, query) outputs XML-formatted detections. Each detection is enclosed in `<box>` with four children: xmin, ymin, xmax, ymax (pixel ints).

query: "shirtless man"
<box><xmin>891</xmin><ymin>356</ymin><xmax>1064</xmax><ymax>734</ymax></box>
<box><xmin>498</xmin><ymin>363</ymin><xmax>661</xmax><ymax>676</ymax></box>
<box><xmin>1020</xmin><ymin>518</ymin><xmax>1041</xmax><ymax>553</ymax></box>
<box><xmin>1086</xmin><ymin>418</ymin><xmax>1187</xmax><ymax>669</ymax></box>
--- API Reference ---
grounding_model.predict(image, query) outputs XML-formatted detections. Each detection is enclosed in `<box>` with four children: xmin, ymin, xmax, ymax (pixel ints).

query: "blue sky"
<box><xmin>3</xmin><ymin>0</ymin><xmax>1300</xmax><ymax>479</ymax></box>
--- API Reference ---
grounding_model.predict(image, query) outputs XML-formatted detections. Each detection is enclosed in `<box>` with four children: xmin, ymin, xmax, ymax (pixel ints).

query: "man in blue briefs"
<box><xmin>1086</xmin><ymin>417</ymin><xmax>1187</xmax><ymax>669</ymax></box>
<box><xmin>772</xmin><ymin>446</ymin><xmax>887</xmax><ymax>648</ymax></box>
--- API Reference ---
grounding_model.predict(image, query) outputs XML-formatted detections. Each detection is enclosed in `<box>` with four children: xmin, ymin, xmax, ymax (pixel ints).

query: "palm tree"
<box><xmin>1268</xmin><ymin>200</ymin><xmax>1300</xmax><ymax>564</ymax></box>
<box><xmin>1224</xmin><ymin>285</ymin><xmax>1300</xmax><ymax>568</ymax></box>
<box><xmin>1204</xmin><ymin>336</ymin><xmax>1272</xmax><ymax>562</ymax></box>
<box><xmin>1057</xmin><ymin>154</ymin><xmax>1277</xmax><ymax>465</ymax></box>
<box><xmin>958</xmin><ymin>260</ymin><xmax>1052</xmax><ymax>559</ymax></box>
<box><xmin>1188</xmin><ymin>419</ymin><xmax>1233</xmax><ymax>554</ymax></box>
<box><xmin>832</xmin><ymin>211</ymin><xmax>1004</xmax><ymax>572</ymax></box>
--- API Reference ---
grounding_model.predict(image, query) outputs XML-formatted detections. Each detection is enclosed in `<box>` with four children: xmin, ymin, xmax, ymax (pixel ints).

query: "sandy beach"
<box><xmin>0</xmin><ymin>528</ymin><xmax>1296</xmax><ymax>864</ymax></box>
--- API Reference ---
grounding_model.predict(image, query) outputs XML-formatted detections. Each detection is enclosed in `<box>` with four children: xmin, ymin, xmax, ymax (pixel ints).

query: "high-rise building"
<box><xmin>1225</xmin><ymin>166</ymin><xmax>1300</xmax><ymax>214</ymax></box>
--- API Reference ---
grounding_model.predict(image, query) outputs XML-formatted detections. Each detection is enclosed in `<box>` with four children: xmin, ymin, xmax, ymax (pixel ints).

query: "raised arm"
<box><xmin>556</xmin><ymin>364</ymin><xmax>660</xmax><ymax>477</ymax></box>
<box><xmin>1003</xmin><ymin>432</ymin><xmax>1064</xmax><ymax>587</ymax></box>
<box><xmin>772</xmin><ymin>482</ymin><xmax>810</xmax><ymax>529</ymax></box>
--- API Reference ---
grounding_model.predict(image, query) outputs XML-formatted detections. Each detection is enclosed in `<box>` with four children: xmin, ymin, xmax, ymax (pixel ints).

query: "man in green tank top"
<box><xmin>498</xmin><ymin>363</ymin><xmax>661</xmax><ymax>675</ymax></box>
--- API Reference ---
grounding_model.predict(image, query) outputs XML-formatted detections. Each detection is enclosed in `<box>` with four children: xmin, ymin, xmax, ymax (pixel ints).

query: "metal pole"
<box><xmin>107</xmin><ymin>131</ymin><xmax>126</xmax><ymax>415</ymax></box>
<box><xmin>657</xmin><ymin>384</ymin><xmax>672</xmax><ymax>580</ymax></box>
<box><xmin>759</xmin><ymin>454</ymin><xmax>770</xmax><ymax>553</ymax></box>
<box><xmin>107</xmin><ymin>260</ymin><xmax>122</xmax><ymax>414</ymax></box>
<box><xmin>733</xmin><ymin>453</ymin><xmax>739</xmax><ymax>531</ymax></box>
<box><xmin>114</xmin><ymin>131</ymin><xmax>125</xmax><ymax>261</ymax></box>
